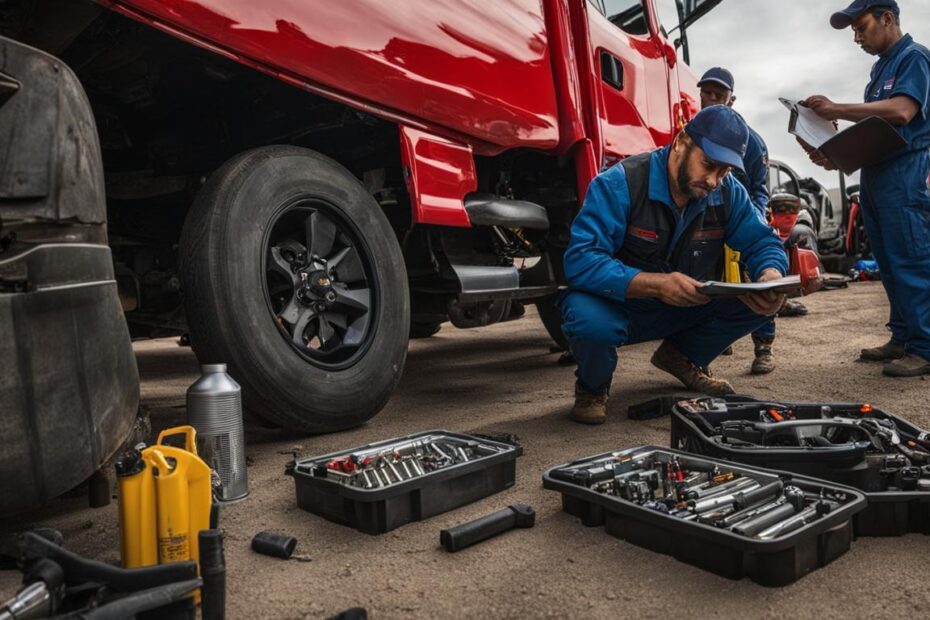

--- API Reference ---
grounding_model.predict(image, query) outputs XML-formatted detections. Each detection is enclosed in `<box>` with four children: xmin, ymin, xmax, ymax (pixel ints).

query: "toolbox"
<box><xmin>668</xmin><ymin>396</ymin><xmax>930</xmax><ymax>537</ymax></box>
<box><xmin>286</xmin><ymin>431</ymin><xmax>521</xmax><ymax>534</ymax></box>
<box><xmin>543</xmin><ymin>445</ymin><xmax>866</xmax><ymax>587</ymax></box>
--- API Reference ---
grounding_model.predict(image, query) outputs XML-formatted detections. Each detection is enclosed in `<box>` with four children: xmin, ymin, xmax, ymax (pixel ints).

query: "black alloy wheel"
<box><xmin>265</xmin><ymin>201</ymin><xmax>376</xmax><ymax>369</ymax></box>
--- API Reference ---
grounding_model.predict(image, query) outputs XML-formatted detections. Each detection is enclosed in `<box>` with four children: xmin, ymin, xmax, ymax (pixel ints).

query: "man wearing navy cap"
<box><xmin>559</xmin><ymin>106</ymin><xmax>788</xmax><ymax>424</ymax></box>
<box><xmin>689</xmin><ymin>67</ymin><xmax>784</xmax><ymax>375</ymax></box>
<box><xmin>800</xmin><ymin>0</ymin><xmax>930</xmax><ymax>378</ymax></box>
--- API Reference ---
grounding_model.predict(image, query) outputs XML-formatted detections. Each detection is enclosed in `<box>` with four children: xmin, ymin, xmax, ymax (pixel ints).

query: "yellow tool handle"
<box><xmin>157</xmin><ymin>425</ymin><xmax>198</xmax><ymax>455</ymax></box>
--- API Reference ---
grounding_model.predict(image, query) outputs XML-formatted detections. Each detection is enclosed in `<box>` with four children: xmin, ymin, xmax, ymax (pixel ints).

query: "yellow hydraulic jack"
<box><xmin>115</xmin><ymin>425</ymin><xmax>213</xmax><ymax>598</ymax></box>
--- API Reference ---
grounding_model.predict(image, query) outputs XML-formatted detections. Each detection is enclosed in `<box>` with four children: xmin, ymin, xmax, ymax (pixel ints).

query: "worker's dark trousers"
<box><xmin>559</xmin><ymin>292</ymin><xmax>773</xmax><ymax>395</ymax></box>
<box><xmin>859</xmin><ymin>150</ymin><xmax>930</xmax><ymax>363</ymax></box>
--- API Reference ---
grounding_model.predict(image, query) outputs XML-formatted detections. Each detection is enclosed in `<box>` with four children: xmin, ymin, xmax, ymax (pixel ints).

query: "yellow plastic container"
<box><xmin>116</xmin><ymin>425</ymin><xmax>212</xmax><ymax>572</ymax></box>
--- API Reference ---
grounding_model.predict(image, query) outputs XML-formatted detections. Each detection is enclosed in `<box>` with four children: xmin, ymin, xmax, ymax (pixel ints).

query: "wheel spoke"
<box><xmin>328</xmin><ymin>246</ymin><xmax>366</xmax><ymax>284</ymax></box>
<box><xmin>307</xmin><ymin>211</ymin><xmax>337</xmax><ymax>259</ymax></box>
<box><xmin>290</xmin><ymin>306</ymin><xmax>316</xmax><ymax>346</ymax></box>
<box><xmin>318</xmin><ymin>315</ymin><xmax>336</xmax><ymax>347</ymax></box>
<box><xmin>331</xmin><ymin>285</ymin><xmax>370</xmax><ymax>316</ymax></box>
<box><xmin>323</xmin><ymin>311</ymin><xmax>348</xmax><ymax>330</ymax></box>
<box><xmin>277</xmin><ymin>297</ymin><xmax>302</xmax><ymax>326</ymax></box>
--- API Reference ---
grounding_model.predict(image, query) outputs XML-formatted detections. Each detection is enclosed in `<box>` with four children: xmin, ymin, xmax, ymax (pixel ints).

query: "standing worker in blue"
<box><xmin>675</xmin><ymin>67</ymin><xmax>781</xmax><ymax>375</ymax></box>
<box><xmin>799</xmin><ymin>0</ymin><xmax>930</xmax><ymax>377</ymax></box>
<box><xmin>560</xmin><ymin>106</ymin><xmax>788</xmax><ymax>425</ymax></box>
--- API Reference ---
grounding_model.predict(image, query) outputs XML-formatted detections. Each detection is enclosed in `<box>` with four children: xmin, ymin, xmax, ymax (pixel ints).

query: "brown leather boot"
<box><xmin>570</xmin><ymin>385</ymin><xmax>608</xmax><ymax>425</ymax></box>
<box><xmin>860</xmin><ymin>339</ymin><xmax>906</xmax><ymax>362</ymax></box>
<box><xmin>882</xmin><ymin>354</ymin><xmax>930</xmax><ymax>377</ymax></box>
<box><xmin>650</xmin><ymin>341</ymin><xmax>735</xmax><ymax>397</ymax></box>
<box><xmin>751</xmin><ymin>335</ymin><xmax>775</xmax><ymax>375</ymax></box>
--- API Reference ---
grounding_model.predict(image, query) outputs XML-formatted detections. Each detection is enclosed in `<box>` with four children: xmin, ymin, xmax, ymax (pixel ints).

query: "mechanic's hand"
<box><xmin>800</xmin><ymin>95</ymin><xmax>841</xmax><ymax>121</ymax></box>
<box><xmin>657</xmin><ymin>272</ymin><xmax>711</xmax><ymax>307</ymax></box>
<box><xmin>795</xmin><ymin>137</ymin><xmax>836</xmax><ymax>171</ymax></box>
<box><xmin>739</xmin><ymin>268</ymin><xmax>786</xmax><ymax>316</ymax></box>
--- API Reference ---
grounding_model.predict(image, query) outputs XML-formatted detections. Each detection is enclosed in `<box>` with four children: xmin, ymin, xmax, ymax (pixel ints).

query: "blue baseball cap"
<box><xmin>830</xmin><ymin>0</ymin><xmax>899</xmax><ymax>29</ymax></box>
<box><xmin>683</xmin><ymin>105</ymin><xmax>749</xmax><ymax>172</ymax></box>
<box><xmin>697</xmin><ymin>67</ymin><xmax>735</xmax><ymax>92</ymax></box>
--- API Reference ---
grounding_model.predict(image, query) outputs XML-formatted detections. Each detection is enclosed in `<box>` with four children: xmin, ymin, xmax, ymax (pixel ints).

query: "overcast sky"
<box><xmin>686</xmin><ymin>0</ymin><xmax>930</xmax><ymax>190</ymax></box>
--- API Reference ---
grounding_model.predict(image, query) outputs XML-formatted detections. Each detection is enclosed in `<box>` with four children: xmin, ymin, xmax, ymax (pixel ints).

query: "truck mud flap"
<box><xmin>0</xmin><ymin>35</ymin><xmax>139</xmax><ymax>516</ymax></box>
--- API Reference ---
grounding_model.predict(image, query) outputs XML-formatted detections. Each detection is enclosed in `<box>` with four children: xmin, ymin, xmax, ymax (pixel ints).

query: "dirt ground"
<box><xmin>3</xmin><ymin>281</ymin><xmax>930</xmax><ymax>619</ymax></box>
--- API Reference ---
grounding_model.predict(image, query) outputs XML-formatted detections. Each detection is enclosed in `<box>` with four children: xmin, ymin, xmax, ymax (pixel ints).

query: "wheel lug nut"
<box><xmin>325</xmin><ymin>291</ymin><xmax>337</xmax><ymax>303</ymax></box>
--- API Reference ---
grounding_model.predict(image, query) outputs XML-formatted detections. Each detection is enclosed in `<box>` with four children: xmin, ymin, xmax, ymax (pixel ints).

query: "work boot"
<box><xmin>650</xmin><ymin>341</ymin><xmax>735</xmax><ymax>397</ymax></box>
<box><xmin>859</xmin><ymin>339</ymin><xmax>906</xmax><ymax>362</ymax></box>
<box><xmin>751</xmin><ymin>336</ymin><xmax>775</xmax><ymax>375</ymax></box>
<box><xmin>882</xmin><ymin>354</ymin><xmax>930</xmax><ymax>377</ymax></box>
<box><xmin>777</xmin><ymin>299</ymin><xmax>808</xmax><ymax>317</ymax></box>
<box><xmin>570</xmin><ymin>385</ymin><xmax>608</xmax><ymax>425</ymax></box>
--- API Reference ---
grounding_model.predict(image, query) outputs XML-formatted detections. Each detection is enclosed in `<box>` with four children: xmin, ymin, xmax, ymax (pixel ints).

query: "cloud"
<box><xmin>687</xmin><ymin>0</ymin><xmax>930</xmax><ymax>190</ymax></box>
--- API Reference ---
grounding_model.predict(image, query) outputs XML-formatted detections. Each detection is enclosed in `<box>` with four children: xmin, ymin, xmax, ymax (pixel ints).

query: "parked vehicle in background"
<box><xmin>0</xmin><ymin>0</ymin><xmax>722</xmax><ymax>513</ymax></box>
<box><xmin>767</xmin><ymin>159</ymin><xmax>869</xmax><ymax>269</ymax></box>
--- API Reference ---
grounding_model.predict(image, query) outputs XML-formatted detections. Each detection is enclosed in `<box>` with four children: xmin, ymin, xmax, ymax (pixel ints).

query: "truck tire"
<box><xmin>180</xmin><ymin>146</ymin><xmax>409</xmax><ymax>433</ymax></box>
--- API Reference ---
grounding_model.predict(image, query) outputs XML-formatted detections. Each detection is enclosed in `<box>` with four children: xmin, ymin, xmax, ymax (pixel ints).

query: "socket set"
<box><xmin>286</xmin><ymin>431</ymin><xmax>521</xmax><ymax>534</ymax></box>
<box><xmin>544</xmin><ymin>446</ymin><xmax>866</xmax><ymax>586</ymax></box>
<box><xmin>669</xmin><ymin>396</ymin><xmax>930</xmax><ymax>536</ymax></box>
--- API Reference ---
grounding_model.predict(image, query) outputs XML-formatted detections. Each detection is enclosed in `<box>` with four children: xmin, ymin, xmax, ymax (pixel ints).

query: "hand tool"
<box><xmin>440</xmin><ymin>504</ymin><xmax>535</xmax><ymax>552</ymax></box>
<box><xmin>690</xmin><ymin>480</ymin><xmax>762</xmax><ymax>514</ymax></box>
<box><xmin>755</xmin><ymin>499</ymin><xmax>834</xmax><ymax>540</ymax></box>
<box><xmin>713</xmin><ymin>497</ymin><xmax>787</xmax><ymax>528</ymax></box>
<box><xmin>251</xmin><ymin>531</ymin><xmax>298</xmax><ymax>559</ymax></box>
<box><xmin>731</xmin><ymin>486</ymin><xmax>805</xmax><ymax>537</ymax></box>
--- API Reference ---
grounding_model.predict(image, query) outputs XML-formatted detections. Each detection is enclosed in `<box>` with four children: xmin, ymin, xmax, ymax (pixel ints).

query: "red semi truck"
<box><xmin>0</xmin><ymin>0</ymin><xmax>722</xmax><ymax>513</ymax></box>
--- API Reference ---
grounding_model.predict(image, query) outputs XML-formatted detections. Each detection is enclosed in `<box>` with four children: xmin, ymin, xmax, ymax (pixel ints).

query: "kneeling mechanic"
<box><xmin>560</xmin><ymin>105</ymin><xmax>789</xmax><ymax>425</ymax></box>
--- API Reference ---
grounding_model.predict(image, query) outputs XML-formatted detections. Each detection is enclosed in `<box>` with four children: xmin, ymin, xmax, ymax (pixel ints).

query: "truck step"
<box><xmin>464</xmin><ymin>194</ymin><xmax>549</xmax><ymax>230</ymax></box>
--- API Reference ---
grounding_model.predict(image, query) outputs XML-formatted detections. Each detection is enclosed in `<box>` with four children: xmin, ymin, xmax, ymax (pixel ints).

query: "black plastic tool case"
<box><xmin>669</xmin><ymin>396</ymin><xmax>930</xmax><ymax>536</ymax></box>
<box><xmin>287</xmin><ymin>431</ymin><xmax>521</xmax><ymax>534</ymax></box>
<box><xmin>543</xmin><ymin>446</ymin><xmax>866</xmax><ymax>587</ymax></box>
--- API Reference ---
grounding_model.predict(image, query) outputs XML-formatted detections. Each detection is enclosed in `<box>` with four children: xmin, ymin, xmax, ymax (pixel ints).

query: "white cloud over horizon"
<box><xmin>686</xmin><ymin>0</ymin><xmax>930</xmax><ymax>190</ymax></box>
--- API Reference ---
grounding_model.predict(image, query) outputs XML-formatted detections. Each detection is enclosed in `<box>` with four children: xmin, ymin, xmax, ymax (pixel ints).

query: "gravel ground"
<box><xmin>3</xmin><ymin>281</ymin><xmax>929</xmax><ymax>619</ymax></box>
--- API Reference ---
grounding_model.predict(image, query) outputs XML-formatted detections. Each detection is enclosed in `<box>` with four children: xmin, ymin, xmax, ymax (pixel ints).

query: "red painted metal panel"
<box><xmin>399</xmin><ymin>127</ymin><xmax>475</xmax><ymax>228</ymax></box>
<box><xmin>103</xmin><ymin>0</ymin><xmax>561</xmax><ymax>153</ymax></box>
<box><xmin>542</xmin><ymin>0</ymin><xmax>586</xmax><ymax>156</ymax></box>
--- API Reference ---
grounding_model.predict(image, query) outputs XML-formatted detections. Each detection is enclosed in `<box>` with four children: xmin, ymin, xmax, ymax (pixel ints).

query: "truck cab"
<box><xmin>0</xmin><ymin>0</ymin><xmax>721</xmax><ymax>514</ymax></box>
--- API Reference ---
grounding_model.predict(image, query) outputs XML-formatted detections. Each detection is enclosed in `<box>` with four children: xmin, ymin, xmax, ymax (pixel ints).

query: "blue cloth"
<box><xmin>753</xmin><ymin>318</ymin><xmax>776</xmax><ymax>341</ymax></box>
<box><xmin>562</xmin><ymin>145</ymin><xmax>787</xmax><ymax>303</ymax></box>
<box><xmin>561</xmin><ymin>146</ymin><xmax>788</xmax><ymax>393</ymax></box>
<box><xmin>731</xmin><ymin>124</ymin><xmax>770</xmax><ymax>214</ymax></box>
<box><xmin>859</xmin><ymin>33</ymin><xmax>930</xmax><ymax>363</ymax></box>
<box><xmin>831</xmin><ymin>0</ymin><xmax>899</xmax><ymax>30</ymax></box>
<box><xmin>859</xmin><ymin>150</ymin><xmax>930</xmax><ymax>362</ymax></box>
<box><xmin>684</xmin><ymin>105</ymin><xmax>749</xmax><ymax>171</ymax></box>
<box><xmin>561</xmin><ymin>295</ymin><xmax>772</xmax><ymax>394</ymax></box>
<box><xmin>865</xmin><ymin>34</ymin><xmax>930</xmax><ymax>154</ymax></box>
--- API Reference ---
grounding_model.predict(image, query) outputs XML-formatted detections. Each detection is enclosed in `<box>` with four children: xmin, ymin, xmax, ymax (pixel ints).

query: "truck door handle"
<box><xmin>599</xmin><ymin>51</ymin><xmax>624</xmax><ymax>91</ymax></box>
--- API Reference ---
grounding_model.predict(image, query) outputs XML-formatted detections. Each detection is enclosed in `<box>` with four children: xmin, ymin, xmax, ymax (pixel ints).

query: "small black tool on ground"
<box><xmin>251</xmin><ymin>531</ymin><xmax>298</xmax><ymax>559</ymax></box>
<box><xmin>327</xmin><ymin>608</ymin><xmax>368</xmax><ymax>620</ymax></box>
<box><xmin>440</xmin><ymin>504</ymin><xmax>535</xmax><ymax>552</ymax></box>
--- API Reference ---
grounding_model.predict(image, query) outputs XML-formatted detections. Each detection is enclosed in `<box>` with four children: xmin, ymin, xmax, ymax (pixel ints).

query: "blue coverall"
<box><xmin>858</xmin><ymin>34</ymin><xmax>930</xmax><ymax>363</ymax></box>
<box><xmin>732</xmin><ymin>125</ymin><xmax>776</xmax><ymax>341</ymax></box>
<box><xmin>560</xmin><ymin>146</ymin><xmax>788</xmax><ymax>395</ymax></box>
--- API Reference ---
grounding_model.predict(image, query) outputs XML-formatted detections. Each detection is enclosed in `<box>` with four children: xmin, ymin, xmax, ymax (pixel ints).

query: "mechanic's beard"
<box><xmin>676</xmin><ymin>145</ymin><xmax>706</xmax><ymax>201</ymax></box>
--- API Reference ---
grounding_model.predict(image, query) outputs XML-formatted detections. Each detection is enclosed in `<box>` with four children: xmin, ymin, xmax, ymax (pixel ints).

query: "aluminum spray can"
<box><xmin>186</xmin><ymin>364</ymin><xmax>249</xmax><ymax>503</ymax></box>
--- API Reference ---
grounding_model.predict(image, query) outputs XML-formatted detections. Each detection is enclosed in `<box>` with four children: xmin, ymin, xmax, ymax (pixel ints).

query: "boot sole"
<box><xmin>569</xmin><ymin>413</ymin><xmax>606</xmax><ymax>425</ymax></box>
<box><xmin>881</xmin><ymin>365</ymin><xmax>930</xmax><ymax>378</ymax></box>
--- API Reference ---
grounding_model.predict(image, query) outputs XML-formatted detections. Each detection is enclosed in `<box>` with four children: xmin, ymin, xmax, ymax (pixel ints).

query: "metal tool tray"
<box><xmin>286</xmin><ymin>430</ymin><xmax>521</xmax><ymax>534</ymax></box>
<box><xmin>543</xmin><ymin>446</ymin><xmax>866</xmax><ymax>587</ymax></box>
<box><xmin>669</xmin><ymin>396</ymin><xmax>930</xmax><ymax>536</ymax></box>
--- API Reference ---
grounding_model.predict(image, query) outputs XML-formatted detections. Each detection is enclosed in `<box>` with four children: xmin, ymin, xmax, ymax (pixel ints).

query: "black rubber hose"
<box><xmin>2</xmin><ymin>533</ymin><xmax>196</xmax><ymax>592</ymax></box>
<box><xmin>440</xmin><ymin>505</ymin><xmax>535</xmax><ymax>552</ymax></box>
<box><xmin>199</xmin><ymin>530</ymin><xmax>225</xmax><ymax>620</ymax></box>
<box><xmin>76</xmin><ymin>579</ymin><xmax>202</xmax><ymax>620</ymax></box>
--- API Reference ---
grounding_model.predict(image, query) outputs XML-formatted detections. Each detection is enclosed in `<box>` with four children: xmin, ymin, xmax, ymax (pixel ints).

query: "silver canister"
<box><xmin>186</xmin><ymin>363</ymin><xmax>249</xmax><ymax>503</ymax></box>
